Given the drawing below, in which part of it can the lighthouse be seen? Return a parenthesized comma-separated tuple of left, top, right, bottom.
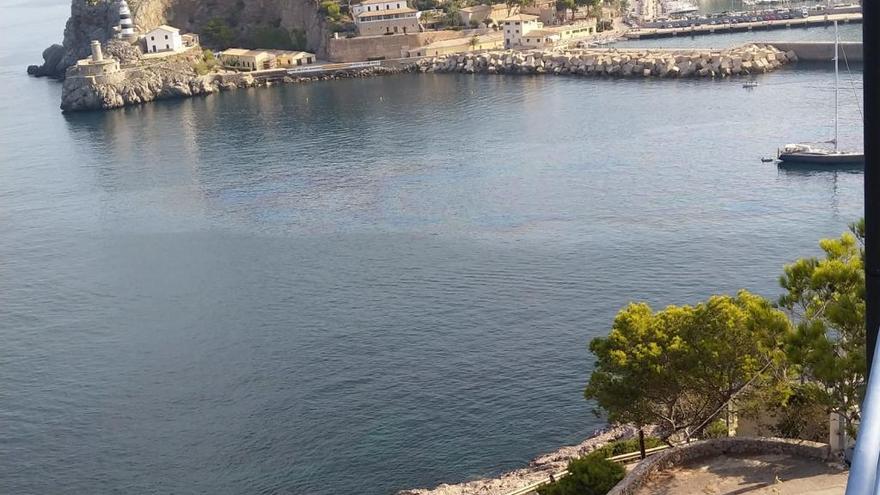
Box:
(118, 0, 136, 41)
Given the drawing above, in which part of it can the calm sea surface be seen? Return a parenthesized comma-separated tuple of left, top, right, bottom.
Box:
(0, 1, 865, 494)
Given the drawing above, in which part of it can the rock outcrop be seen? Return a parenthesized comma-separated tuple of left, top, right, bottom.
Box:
(418, 44, 798, 79)
(60, 54, 413, 112)
(399, 425, 654, 495)
(27, 44, 68, 78)
(32, 0, 329, 79)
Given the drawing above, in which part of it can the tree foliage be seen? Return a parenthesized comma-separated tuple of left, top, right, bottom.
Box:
(577, 0, 601, 16)
(584, 291, 791, 441)
(778, 220, 866, 434)
(556, 0, 576, 20)
(320, 1, 342, 21)
(202, 18, 236, 49)
(536, 453, 625, 495)
(505, 0, 533, 16)
(588, 436, 664, 459)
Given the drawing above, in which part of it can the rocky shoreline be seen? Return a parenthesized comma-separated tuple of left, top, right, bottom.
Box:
(61, 61, 414, 112)
(417, 44, 797, 78)
(398, 425, 648, 495)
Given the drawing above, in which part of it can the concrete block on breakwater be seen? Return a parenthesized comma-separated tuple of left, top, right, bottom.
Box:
(417, 44, 797, 79)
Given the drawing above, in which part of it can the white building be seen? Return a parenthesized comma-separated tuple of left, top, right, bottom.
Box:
(351, 0, 420, 36)
(145, 25, 183, 53)
(351, 0, 409, 17)
(502, 14, 541, 48)
(519, 29, 561, 48)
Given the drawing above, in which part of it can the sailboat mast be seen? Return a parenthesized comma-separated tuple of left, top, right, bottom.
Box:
(834, 20, 839, 151)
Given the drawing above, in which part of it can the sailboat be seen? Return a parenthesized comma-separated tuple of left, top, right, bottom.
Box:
(777, 22, 864, 165)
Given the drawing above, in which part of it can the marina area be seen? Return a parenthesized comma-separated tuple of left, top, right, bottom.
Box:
(626, 11, 861, 39)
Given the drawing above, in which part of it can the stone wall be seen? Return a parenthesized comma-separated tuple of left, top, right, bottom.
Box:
(327, 31, 466, 62)
(769, 42, 862, 63)
(606, 437, 832, 495)
(419, 44, 797, 78)
(60, 62, 415, 112)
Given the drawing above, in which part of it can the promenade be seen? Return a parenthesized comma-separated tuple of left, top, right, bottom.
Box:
(626, 12, 862, 39)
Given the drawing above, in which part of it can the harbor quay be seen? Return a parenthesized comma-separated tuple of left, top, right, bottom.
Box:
(626, 11, 862, 40)
(418, 43, 796, 79)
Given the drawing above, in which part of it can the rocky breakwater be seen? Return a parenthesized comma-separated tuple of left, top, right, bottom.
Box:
(418, 44, 797, 79)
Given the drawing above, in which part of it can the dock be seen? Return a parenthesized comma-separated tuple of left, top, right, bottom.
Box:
(626, 12, 862, 40)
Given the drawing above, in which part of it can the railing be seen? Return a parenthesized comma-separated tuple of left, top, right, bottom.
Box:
(844, 325, 880, 495)
(286, 60, 381, 74)
(502, 444, 671, 495)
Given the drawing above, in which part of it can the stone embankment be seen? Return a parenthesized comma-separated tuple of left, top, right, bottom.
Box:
(399, 425, 653, 495)
(418, 44, 797, 78)
(61, 59, 412, 112)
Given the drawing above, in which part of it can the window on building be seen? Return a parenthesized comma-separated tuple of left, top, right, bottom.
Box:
(151, 36, 155, 40)
(165, 34, 168, 39)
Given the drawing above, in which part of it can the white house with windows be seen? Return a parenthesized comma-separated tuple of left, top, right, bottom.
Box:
(352, 0, 421, 36)
(351, 0, 409, 16)
(145, 25, 183, 53)
(502, 14, 541, 48)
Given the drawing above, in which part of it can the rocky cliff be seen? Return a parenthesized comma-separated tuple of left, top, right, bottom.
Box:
(30, 0, 329, 79)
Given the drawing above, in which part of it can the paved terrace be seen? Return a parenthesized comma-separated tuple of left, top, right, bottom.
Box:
(632, 453, 847, 495)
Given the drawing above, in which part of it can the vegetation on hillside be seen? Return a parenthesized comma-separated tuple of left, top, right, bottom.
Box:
(779, 220, 867, 436)
(585, 291, 792, 443)
(536, 453, 625, 495)
(192, 49, 221, 75)
(202, 18, 236, 49)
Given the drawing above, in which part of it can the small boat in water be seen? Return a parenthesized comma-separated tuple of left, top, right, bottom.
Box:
(777, 22, 864, 166)
(777, 144, 864, 164)
(743, 80, 759, 89)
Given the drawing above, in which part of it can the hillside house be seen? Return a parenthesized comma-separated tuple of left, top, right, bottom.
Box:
(145, 25, 183, 53)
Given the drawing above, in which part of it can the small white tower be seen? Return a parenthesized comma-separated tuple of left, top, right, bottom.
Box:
(118, 0, 136, 41)
(90, 40, 104, 62)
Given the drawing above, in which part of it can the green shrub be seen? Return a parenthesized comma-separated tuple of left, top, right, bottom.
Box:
(202, 18, 236, 49)
(703, 419, 729, 439)
(192, 50, 220, 74)
(588, 436, 664, 459)
(248, 26, 296, 50)
(193, 61, 209, 75)
(536, 453, 625, 495)
(320, 1, 342, 21)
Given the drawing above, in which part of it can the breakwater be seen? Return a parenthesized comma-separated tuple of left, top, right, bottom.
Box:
(417, 44, 796, 78)
(771, 41, 862, 63)
(60, 63, 414, 112)
(626, 12, 861, 40)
